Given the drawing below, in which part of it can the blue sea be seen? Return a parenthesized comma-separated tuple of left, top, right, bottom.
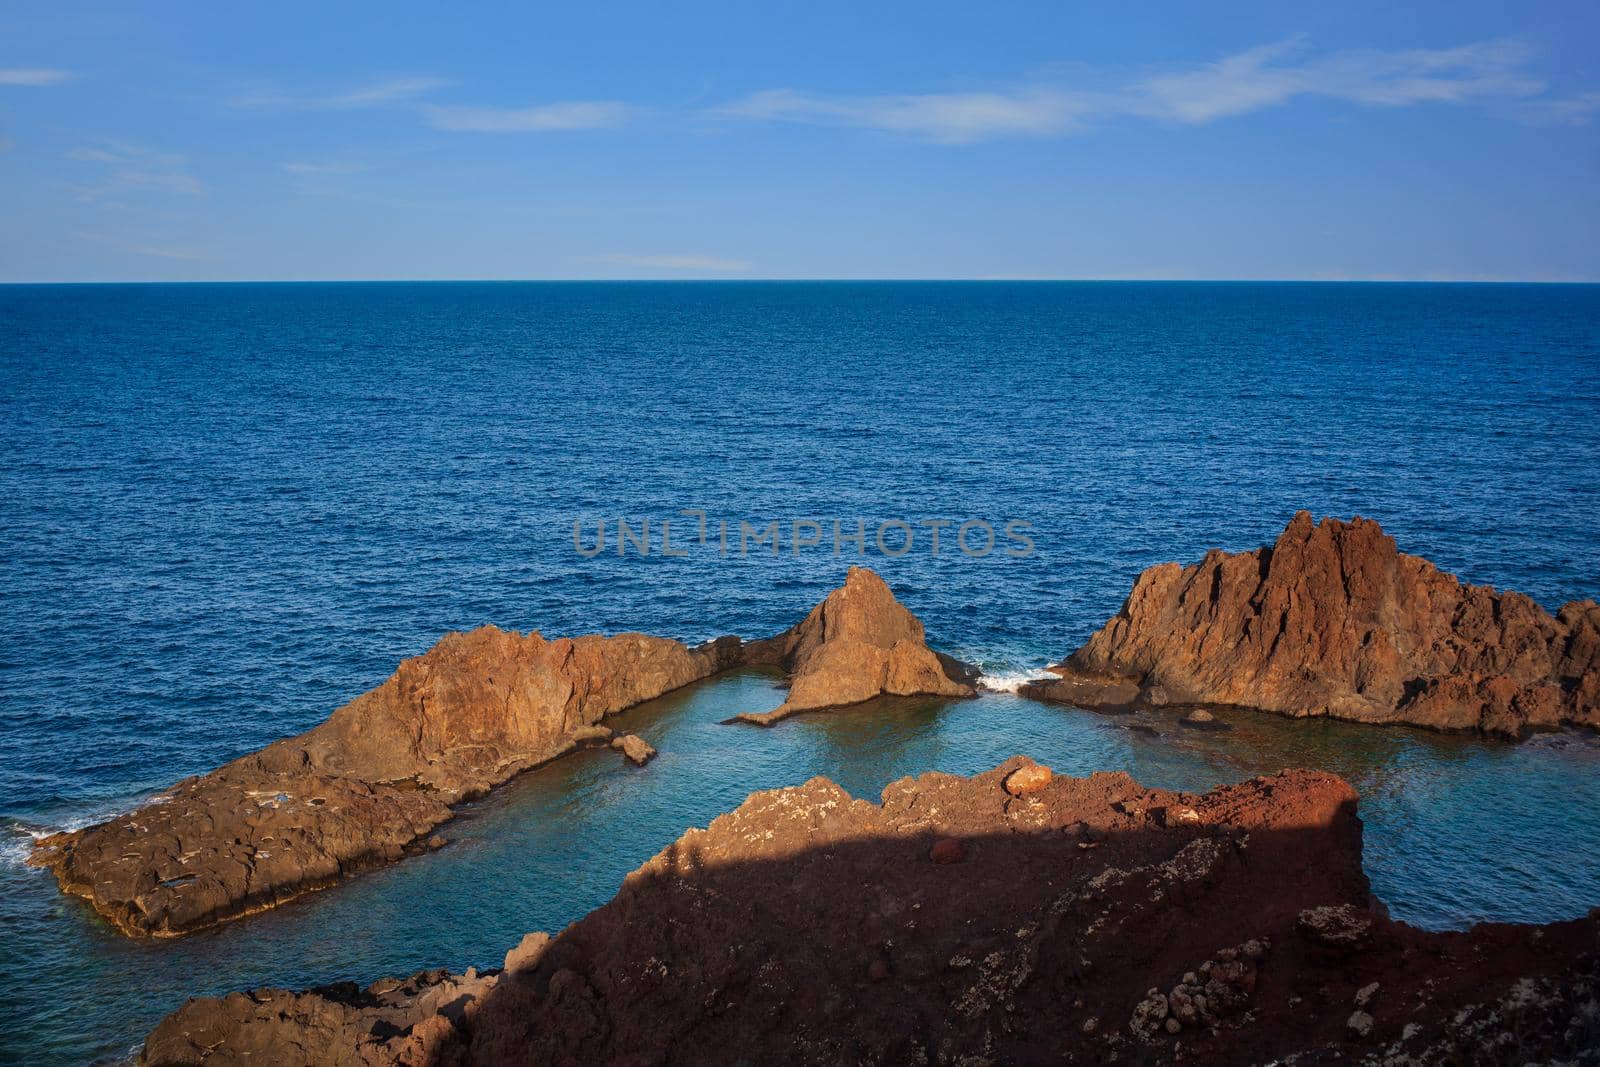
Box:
(2, 281, 1599, 1064)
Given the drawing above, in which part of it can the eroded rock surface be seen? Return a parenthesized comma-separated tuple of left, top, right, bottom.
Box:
(140, 758, 1600, 1066)
(734, 566, 975, 724)
(1025, 511, 1600, 738)
(31, 568, 967, 937)
(29, 627, 740, 936)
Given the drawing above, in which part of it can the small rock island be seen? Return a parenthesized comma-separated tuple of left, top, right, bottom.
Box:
(1024, 511, 1600, 738)
(733, 566, 977, 724)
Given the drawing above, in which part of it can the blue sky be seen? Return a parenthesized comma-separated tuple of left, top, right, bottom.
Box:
(1, 1, 1596, 281)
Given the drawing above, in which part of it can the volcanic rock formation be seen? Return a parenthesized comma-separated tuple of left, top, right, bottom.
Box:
(1023, 511, 1600, 739)
(28, 628, 742, 937)
(139, 758, 1600, 1066)
(30, 568, 970, 936)
(733, 566, 976, 724)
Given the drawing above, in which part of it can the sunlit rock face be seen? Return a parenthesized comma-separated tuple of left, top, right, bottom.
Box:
(1026, 511, 1600, 739)
(735, 566, 976, 725)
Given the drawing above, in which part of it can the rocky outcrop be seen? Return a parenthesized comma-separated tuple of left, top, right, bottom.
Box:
(733, 567, 976, 724)
(1024, 511, 1600, 738)
(610, 734, 656, 765)
(29, 628, 742, 936)
(139, 758, 1600, 1066)
(30, 568, 967, 936)
(142, 969, 497, 1067)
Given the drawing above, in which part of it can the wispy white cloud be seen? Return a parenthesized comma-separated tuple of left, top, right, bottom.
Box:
(1514, 89, 1600, 126)
(0, 68, 73, 86)
(423, 101, 633, 132)
(281, 160, 367, 176)
(231, 77, 447, 111)
(717, 38, 1578, 143)
(597, 253, 751, 272)
(67, 142, 205, 199)
(1133, 38, 1543, 122)
(720, 88, 1092, 142)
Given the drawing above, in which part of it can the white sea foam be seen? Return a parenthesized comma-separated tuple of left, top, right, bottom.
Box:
(976, 669, 1055, 693)
(0, 829, 35, 868)
(1, 796, 161, 870)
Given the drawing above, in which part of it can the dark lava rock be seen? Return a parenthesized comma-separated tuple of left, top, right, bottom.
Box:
(140, 757, 1600, 1066)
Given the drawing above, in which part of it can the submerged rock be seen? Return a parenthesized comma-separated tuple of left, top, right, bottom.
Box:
(1023, 512, 1600, 739)
(140, 758, 1600, 1065)
(733, 567, 976, 724)
(1179, 708, 1231, 731)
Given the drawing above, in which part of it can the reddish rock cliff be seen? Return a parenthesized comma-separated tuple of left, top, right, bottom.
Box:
(140, 759, 1600, 1066)
(1024, 512, 1600, 738)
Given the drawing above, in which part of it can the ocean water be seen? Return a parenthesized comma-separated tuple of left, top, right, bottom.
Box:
(1, 281, 1598, 1064)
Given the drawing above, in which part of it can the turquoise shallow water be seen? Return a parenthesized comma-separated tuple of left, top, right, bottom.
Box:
(1, 281, 1598, 1063)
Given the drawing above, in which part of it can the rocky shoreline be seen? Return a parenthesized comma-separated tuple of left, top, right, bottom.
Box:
(28, 522, 1600, 940)
(28, 567, 969, 937)
(140, 757, 1600, 1066)
(1023, 512, 1600, 739)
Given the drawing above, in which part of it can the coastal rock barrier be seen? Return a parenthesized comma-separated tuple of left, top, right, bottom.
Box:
(1023, 511, 1600, 738)
(139, 758, 1600, 1065)
(29, 567, 970, 937)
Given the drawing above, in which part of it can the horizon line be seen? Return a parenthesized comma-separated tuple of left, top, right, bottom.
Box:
(3, 277, 1598, 286)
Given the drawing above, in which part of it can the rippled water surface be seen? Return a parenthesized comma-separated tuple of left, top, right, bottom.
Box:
(2, 282, 1598, 1064)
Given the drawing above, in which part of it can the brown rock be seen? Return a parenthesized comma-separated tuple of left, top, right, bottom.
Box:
(32, 567, 971, 938)
(610, 734, 656, 766)
(140, 967, 496, 1067)
(145, 758, 1600, 1065)
(1002, 761, 1052, 796)
(1297, 903, 1374, 954)
(734, 567, 976, 725)
(1017, 671, 1141, 710)
(1026, 512, 1600, 738)
(29, 626, 742, 937)
(929, 837, 966, 864)
(503, 931, 551, 976)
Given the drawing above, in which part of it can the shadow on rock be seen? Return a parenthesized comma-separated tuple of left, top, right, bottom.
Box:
(142, 758, 1599, 1066)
